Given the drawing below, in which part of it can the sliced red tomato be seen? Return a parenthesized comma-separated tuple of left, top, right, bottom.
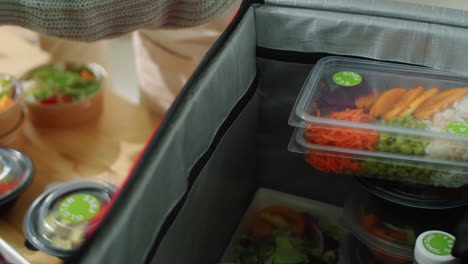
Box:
(40, 96, 73, 105)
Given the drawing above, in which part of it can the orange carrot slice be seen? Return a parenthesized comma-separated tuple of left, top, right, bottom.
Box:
(382, 86, 425, 120)
(414, 87, 468, 120)
(371, 88, 407, 117)
(398, 87, 439, 117)
(414, 90, 467, 120)
(355, 90, 380, 110)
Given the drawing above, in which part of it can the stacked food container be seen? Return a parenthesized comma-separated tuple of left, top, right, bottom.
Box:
(287, 56, 468, 263)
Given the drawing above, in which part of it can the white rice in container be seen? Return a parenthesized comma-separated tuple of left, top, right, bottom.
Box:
(424, 96, 468, 187)
(424, 96, 468, 161)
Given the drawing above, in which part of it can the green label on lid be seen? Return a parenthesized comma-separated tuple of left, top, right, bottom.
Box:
(332, 71, 362, 87)
(58, 193, 101, 223)
(446, 122, 468, 136)
(422, 232, 455, 256)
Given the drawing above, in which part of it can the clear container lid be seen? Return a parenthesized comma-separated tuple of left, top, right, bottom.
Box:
(357, 177, 468, 210)
(0, 148, 34, 205)
(289, 56, 468, 163)
(23, 179, 116, 258)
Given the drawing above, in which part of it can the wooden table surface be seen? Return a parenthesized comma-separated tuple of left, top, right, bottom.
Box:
(0, 89, 160, 263)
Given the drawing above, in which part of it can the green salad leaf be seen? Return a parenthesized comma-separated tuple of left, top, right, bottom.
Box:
(0, 79, 13, 98)
(237, 230, 308, 264)
(27, 66, 100, 102)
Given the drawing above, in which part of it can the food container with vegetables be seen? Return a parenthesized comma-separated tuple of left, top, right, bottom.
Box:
(358, 177, 468, 210)
(0, 148, 34, 211)
(20, 62, 106, 127)
(0, 75, 23, 136)
(288, 56, 468, 187)
(0, 237, 30, 264)
(344, 184, 466, 264)
(220, 188, 345, 264)
(23, 179, 116, 258)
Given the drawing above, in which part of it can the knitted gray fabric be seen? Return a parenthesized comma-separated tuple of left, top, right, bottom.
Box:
(0, 0, 238, 41)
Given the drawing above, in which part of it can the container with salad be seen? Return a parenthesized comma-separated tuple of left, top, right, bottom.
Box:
(221, 189, 345, 264)
(288, 57, 468, 187)
(0, 148, 34, 212)
(0, 75, 23, 137)
(23, 179, 116, 258)
(20, 62, 106, 127)
(344, 184, 466, 264)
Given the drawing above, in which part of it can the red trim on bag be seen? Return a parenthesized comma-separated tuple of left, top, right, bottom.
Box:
(87, 117, 164, 235)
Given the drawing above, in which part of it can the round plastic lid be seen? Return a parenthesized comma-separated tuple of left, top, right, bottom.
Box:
(0, 148, 34, 206)
(415, 231, 458, 264)
(358, 177, 468, 209)
(23, 180, 116, 257)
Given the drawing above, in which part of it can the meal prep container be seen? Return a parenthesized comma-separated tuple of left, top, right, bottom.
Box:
(23, 179, 116, 258)
(0, 75, 23, 136)
(220, 188, 345, 264)
(288, 57, 468, 187)
(20, 62, 106, 127)
(0, 148, 34, 211)
(358, 177, 468, 210)
(344, 185, 466, 264)
(0, 237, 30, 264)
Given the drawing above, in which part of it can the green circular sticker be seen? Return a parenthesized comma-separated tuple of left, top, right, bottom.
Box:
(58, 194, 101, 223)
(332, 71, 362, 87)
(422, 232, 455, 256)
(446, 122, 468, 136)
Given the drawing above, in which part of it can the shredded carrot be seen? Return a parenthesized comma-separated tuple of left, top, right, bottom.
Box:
(305, 109, 378, 173)
(305, 154, 361, 174)
(0, 181, 18, 196)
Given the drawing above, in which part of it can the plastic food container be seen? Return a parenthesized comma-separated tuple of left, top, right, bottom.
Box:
(20, 62, 106, 127)
(339, 234, 383, 264)
(221, 188, 345, 264)
(0, 75, 23, 136)
(23, 179, 116, 258)
(0, 148, 34, 211)
(0, 237, 30, 264)
(358, 177, 468, 210)
(288, 56, 468, 187)
(344, 185, 466, 264)
(0, 112, 25, 149)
